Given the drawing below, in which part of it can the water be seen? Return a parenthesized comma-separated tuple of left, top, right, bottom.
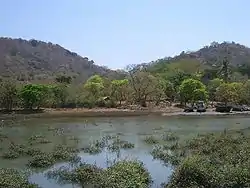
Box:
(1, 115, 250, 187)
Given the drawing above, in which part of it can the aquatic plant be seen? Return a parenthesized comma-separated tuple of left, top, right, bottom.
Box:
(143, 135, 159, 144)
(28, 152, 55, 168)
(0, 168, 39, 188)
(161, 131, 179, 142)
(165, 130, 250, 187)
(24, 147, 43, 156)
(2, 143, 26, 159)
(28, 134, 51, 145)
(2, 150, 20, 159)
(47, 160, 152, 188)
(28, 145, 80, 168)
(82, 145, 102, 154)
(151, 145, 180, 166)
(98, 160, 152, 188)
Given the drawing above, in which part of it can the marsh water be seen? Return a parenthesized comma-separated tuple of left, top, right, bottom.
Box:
(1, 115, 250, 187)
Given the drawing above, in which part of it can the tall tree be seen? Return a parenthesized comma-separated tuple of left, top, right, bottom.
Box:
(179, 78, 208, 105)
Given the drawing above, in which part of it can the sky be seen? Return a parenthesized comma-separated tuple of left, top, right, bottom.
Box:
(1, 1, 250, 70)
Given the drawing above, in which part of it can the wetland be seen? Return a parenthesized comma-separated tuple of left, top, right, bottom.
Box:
(1, 115, 250, 188)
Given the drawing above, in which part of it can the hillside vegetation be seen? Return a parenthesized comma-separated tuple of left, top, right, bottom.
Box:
(0, 37, 125, 83)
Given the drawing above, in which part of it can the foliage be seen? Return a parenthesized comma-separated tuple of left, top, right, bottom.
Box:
(127, 65, 158, 106)
(19, 84, 49, 109)
(0, 168, 39, 188)
(179, 78, 208, 104)
(157, 130, 250, 188)
(55, 75, 72, 84)
(207, 78, 224, 101)
(215, 82, 243, 104)
(47, 160, 152, 188)
(111, 79, 129, 104)
(0, 80, 18, 110)
(84, 75, 104, 102)
(50, 84, 69, 107)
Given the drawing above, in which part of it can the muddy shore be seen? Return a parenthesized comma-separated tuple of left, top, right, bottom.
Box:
(1, 107, 250, 119)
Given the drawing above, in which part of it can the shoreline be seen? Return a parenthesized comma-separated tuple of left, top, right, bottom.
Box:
(1, 108, 250, 119)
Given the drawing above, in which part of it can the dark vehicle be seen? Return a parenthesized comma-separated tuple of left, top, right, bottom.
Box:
(197, 107, 206, 113)
(231, 105, 244, 112)
(184, 106, 194, 112)
(215, 105, 232, 113)
(242, 105, 250, 111)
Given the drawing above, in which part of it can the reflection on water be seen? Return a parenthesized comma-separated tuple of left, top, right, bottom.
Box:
(1, 115, 250, 188)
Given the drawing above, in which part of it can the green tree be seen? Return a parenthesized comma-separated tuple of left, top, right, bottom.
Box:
(50, 84, 69, 107)
(215, 82, 243, 105)
(19, 84, 49, 109)
(241, 80, 250, 104)
(111, 79, 129, 105)
(207, 78, 224, 102)
(84, 75, 104, 101)
(0, 80, 18, 111)
(154, 77, 175, 105)
(179, 78, 208, 105)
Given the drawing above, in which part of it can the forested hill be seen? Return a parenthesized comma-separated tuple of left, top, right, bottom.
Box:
(0, 37, 126, 83)
(148, 42, 250, 77)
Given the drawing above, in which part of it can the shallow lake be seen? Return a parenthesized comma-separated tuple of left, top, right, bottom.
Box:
(1, 115, 250, 188)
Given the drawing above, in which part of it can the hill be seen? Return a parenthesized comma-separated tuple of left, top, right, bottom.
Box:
(148, 41, 250, 77)
(0, 37, 126, 83)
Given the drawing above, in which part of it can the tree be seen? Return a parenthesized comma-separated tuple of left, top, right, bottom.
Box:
(217, 56, 230, 83)
(241, 80, 250, 104)
(0, 80, 18, 111)
(179, 79, 208, 105)
(215, 82, 243, 105)
(126, 65, 158, 107)
(111, 79, 129, 105)
(84, 75, 104, 101)
(154, 77, 175, 105)
(19, 84, 49, 109)
(207, 78, 224, 102)
(55, 75, 72, 84)
(50, 84, 69, 107)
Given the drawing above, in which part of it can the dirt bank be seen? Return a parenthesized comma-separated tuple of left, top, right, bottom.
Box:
(1, 107, 250, 120)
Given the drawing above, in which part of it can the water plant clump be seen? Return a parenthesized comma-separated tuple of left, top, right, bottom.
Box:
(82, 145, 102, 154)
(2, 143, 26, 159)
(47, 160, 152, 188)
(28, 144, 80, 168)
(0, 168, 39, 188)
(164, 130, 250, 188)
(161, 131, 179, 142)
(143, 135, 160, 145)
(27, 152, 55, 168)
(28, 134, 51, 145)
(151, 145, 181, 166)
